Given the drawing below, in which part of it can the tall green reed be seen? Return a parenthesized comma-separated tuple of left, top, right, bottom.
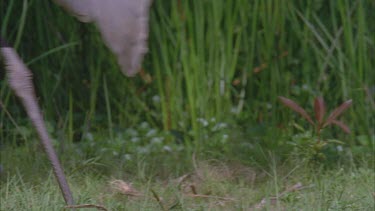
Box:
(1, 0, 373, 150)
(150, 1, 246, 144)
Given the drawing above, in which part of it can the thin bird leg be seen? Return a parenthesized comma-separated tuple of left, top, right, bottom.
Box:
(0, 36, 74, 206)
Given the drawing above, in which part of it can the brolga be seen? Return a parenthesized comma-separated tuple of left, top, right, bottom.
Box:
(0, 0, 152, 207)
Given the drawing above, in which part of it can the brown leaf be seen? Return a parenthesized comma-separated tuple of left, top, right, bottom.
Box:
(314, 97, 325, 125)
(323, 99, 352, 127)
(232, 78, 241, 86)
(253, 63, 267, 74)
(110, 180, 143, 197)
(139, 68, 153, 84)
(331, 120, 351, 134)
(185, 194, 236, 201)
(278, 96, 314, 125)
(151, 189, 167, 211)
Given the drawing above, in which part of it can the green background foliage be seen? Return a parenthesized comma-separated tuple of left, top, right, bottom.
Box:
(1, 0, 374, 159)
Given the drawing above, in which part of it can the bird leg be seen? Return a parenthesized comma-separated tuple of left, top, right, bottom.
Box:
(0, 36, 75, 206)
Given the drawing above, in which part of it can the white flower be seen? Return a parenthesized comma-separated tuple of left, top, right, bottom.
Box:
(85, 132, 94, 141)
(131, 137, 140, 143)
(336, 145, 343, 152)
(221, 134, 229, 144)
(151, 137, 163, 144)
(140, 122, 149, 129)
(146, 129, 157, 137)
(212, 122, 228, 131)
(123, 154, 132, 160)
(137, 146, 149, 154)
(125, 128, 138, 137)
(197, 118, 209, 127)
(152, 95, 161, 103)
(163, 145, 172, 152)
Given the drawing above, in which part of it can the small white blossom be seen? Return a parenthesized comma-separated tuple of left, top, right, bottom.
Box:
(152, 95, 161, 103)
(123, 154, 132, 160)
(336, 145, 343, 152)
(140, 122, 149, 129)
(125, 128, 138, 137)
(137, 146, 149, 154)
(146, 129, 157, 137)
(85, 132, 94, 141)
(131, 137, 140, 143)
(197, 118, 209, 127)
(163, 145, 172, 152)
(212, 122, 228, 131)
(151, 137, 163, 144)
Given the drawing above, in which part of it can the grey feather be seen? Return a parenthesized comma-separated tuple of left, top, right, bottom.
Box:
(53, 0, 152, 76)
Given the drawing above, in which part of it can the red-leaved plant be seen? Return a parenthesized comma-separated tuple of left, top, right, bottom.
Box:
(278, 96, 352, 143)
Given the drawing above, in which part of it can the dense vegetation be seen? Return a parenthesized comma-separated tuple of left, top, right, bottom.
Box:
(1, 0, 374, 210)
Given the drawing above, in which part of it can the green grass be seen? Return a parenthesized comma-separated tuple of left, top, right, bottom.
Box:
(1, 153, 374, 210)
(1, 126, 374, 210)
(1, 0, 374, 210)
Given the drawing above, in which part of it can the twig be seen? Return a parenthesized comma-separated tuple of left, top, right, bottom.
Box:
(176, 173, 191, 185)
(185, 193, 236, 201)
(151, 189, 167, 211)
(190, 184, 198, 195)
(64, 204, 108, 211)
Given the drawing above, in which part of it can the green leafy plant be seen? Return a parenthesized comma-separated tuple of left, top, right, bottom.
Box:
(278, 96, 353, 161)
